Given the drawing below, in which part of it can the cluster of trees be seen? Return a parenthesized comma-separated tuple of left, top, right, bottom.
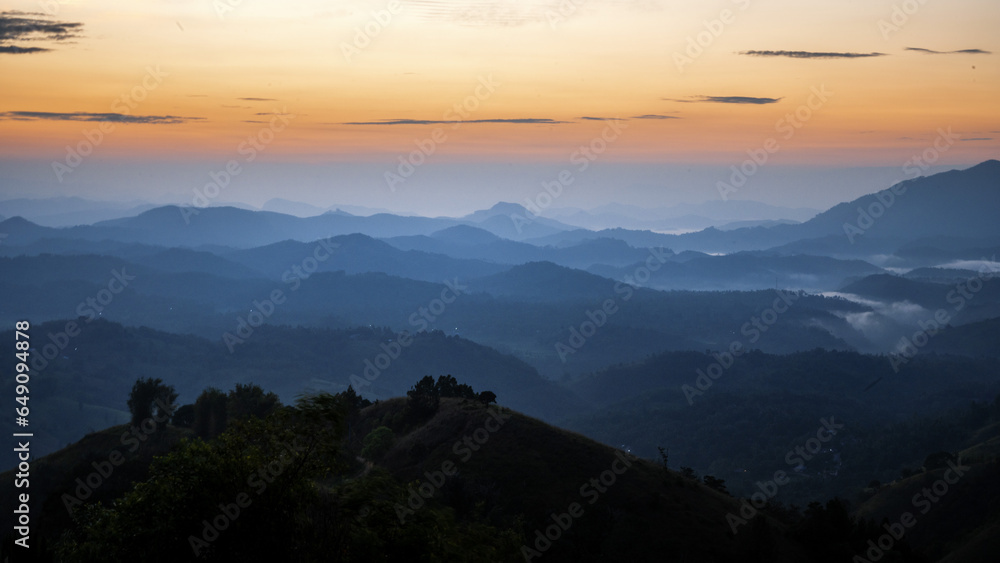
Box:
(405, 375, 497, 419)
(50, 376, 521, 561)
(58, 392, 345, 561)
(180, 383, 281, 438)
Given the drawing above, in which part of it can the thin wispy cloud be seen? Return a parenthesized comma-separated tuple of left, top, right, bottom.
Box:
(739, 50, 886, 59)
(0, 10, 83, 54)
(665, 96, 782, 105)
(905, 47, 991, 55)
(579, 116, 625, 121)
(341, 118, 569, 125)
(238, 97, 278, 102)
(632, 114, 680, 119)
(960, 137, 992, 141)
(0, 111, 203, 124)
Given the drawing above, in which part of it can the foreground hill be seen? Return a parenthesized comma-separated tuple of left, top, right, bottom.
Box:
(852, 410, 1000, 563)
(348, 397, 819, 562)
(0, 393, 915, 562)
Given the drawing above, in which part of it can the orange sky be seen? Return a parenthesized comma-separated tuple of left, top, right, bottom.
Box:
(1, 0, 997, 166)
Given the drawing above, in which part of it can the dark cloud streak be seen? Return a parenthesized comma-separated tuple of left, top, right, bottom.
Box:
(0, 111, 203, 124)
(0, 10, 83, 54)
(664, 96, 782, 105)
(905, 47, 991, 55)
(341, 118, 570, 125)
(0, 44, 47, 53)
(740, 50, 886, 59)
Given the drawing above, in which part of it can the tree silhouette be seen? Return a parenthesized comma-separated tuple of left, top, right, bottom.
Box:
(406, 376, 440, 418)
(339, 385, 373, 412)
(435, 375, 476, 399)
(126, 377, 177, 427)
(227, 382, 280, 422)
(703, 475, 728, 494)
(193, 387, 228, 438)
(171, 404, 194, 428)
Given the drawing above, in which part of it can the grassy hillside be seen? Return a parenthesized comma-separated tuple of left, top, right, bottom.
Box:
(854, 459, 1000, 563)
(0, 388, 920, 562)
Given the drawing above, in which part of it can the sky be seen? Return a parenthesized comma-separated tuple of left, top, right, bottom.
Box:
(0, 0, 997, 216)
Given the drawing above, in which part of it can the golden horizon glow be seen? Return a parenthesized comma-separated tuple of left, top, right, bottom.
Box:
(1, 0, 998, 167)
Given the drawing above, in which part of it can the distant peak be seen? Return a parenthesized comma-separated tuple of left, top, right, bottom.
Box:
(0, 216, 40, 227)
(488, 202, 530, 214)
(462, 202, 533, 222)
(968, 159, 1000, 171)
(324, 208, 355, 217)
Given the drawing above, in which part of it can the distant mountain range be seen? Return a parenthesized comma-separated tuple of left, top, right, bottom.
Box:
(0, 160, 997, 295)
(0, 197, 159, 227)
(2, 160, 996, 259)
(661, 159, 1000, 255)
